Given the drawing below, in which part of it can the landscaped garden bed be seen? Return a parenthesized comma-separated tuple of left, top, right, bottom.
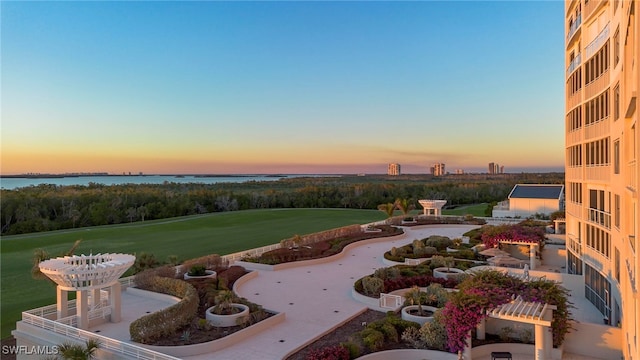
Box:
(130, 254, 274, 346)
(242, 225, 403, 265)
(290, 269, 573, 359)
(383, 234, 481, 263)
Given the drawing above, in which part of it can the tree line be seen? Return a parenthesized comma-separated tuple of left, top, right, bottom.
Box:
(0, 173, 564, 235)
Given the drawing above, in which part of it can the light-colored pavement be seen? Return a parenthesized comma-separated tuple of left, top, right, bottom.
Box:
(87, 223, 606, 359)
(183, 225, 479, 360)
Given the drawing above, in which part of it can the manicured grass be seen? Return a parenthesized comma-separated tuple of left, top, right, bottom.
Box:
(442, 203, 488, 217)
(0, 208, 386, 339)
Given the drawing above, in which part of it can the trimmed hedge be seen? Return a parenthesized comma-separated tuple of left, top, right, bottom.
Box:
(280, 224, 362, 248)
(130, 276, 199, 344)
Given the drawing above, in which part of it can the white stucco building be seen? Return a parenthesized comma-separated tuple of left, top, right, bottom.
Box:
(492, 184, 565, 218)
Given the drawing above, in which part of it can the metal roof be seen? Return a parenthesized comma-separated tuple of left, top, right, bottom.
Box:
(508, 184, 564, 200)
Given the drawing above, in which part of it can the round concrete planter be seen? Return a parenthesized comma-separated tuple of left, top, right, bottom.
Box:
(433, 267, 465, 280)
(184, 270, 217, 280)
(401, 305, 438, 326)
(206, 304, 250, 327)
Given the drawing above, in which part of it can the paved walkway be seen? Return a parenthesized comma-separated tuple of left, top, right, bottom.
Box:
(183, 225, 479, 360)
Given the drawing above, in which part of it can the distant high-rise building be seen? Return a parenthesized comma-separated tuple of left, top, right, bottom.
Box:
(387, 163, 401, 176)
(455, 169, 464, 175)
(488, 162, 504, 174)
(565, 0, 639, 359)
(432, 163, 445, 176)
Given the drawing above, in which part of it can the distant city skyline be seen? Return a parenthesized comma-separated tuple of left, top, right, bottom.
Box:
(1, 1, 565, 175)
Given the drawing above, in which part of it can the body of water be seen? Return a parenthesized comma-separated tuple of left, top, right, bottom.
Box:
(0, 174, 325, 190)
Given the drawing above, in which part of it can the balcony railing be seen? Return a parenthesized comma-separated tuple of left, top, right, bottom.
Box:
(567, 52, 582, 77)
(588, 208, 611, 229)
(586, 23, 610, 58)
(567, 14, 582, 43)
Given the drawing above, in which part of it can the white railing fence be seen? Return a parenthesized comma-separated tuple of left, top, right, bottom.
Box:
(21, 311, 180, 360)
(379, 293, 403, 309)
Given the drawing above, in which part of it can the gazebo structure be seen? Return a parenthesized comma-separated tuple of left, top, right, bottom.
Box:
(39, 253, 135, 330)
(473, 295, 556, 360)
(418, 199, 447, 217)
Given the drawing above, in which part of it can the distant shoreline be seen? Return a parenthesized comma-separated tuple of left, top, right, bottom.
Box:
(0, 173, 299, 179)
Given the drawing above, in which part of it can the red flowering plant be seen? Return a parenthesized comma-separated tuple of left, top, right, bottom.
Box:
(441, 270, 573, 353)
(480, 224, 545, 249)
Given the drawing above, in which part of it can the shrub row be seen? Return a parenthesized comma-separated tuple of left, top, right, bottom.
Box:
(341, 314, 420, 357)
(178, 254, 227, 278)
(280, 224, 362, 248)
(354, 273, 459, 298)
(130, 276, 199, 344)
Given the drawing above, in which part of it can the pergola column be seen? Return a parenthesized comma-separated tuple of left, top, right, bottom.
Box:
(110, 282, 122, 323)
(529, 244, 537, 270)
(463, 330, 472, 360)
(76, 290, 89, 330)
(56, 286, 68, 319)
(534, 323, 547, 360)
(91, 288, 100, 307)
(476, 317, 486, 340)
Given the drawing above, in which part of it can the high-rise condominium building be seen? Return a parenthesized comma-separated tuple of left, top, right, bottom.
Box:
(565, 0, 638, 359)
(387, 163, 401, 176)
(432, 163, 445, 176)
(488, 162, 504, 174)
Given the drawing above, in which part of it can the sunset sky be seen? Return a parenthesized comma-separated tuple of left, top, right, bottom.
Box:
(1, 1, 565, 175)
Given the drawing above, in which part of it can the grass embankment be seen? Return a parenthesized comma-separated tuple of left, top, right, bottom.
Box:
(0, 208, 386, 339)
(442, 203, 488, 217)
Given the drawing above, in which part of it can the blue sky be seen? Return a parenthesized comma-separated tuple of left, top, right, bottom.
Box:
(1, 1, 565, 175)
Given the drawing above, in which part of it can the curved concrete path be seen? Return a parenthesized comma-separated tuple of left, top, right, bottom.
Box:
(183, 224, 478, 360)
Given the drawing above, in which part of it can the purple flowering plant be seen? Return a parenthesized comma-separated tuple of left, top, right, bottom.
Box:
(441, 270, 573, 353)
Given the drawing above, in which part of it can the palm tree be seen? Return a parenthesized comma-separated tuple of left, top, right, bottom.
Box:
(377, 203, 396, 218)
(405, 285, 429, 316)
(32, 240, 81, 280)
(58, 339, 100, 360)
(214, 290, 239, 315)
(395, 198, 415, 216)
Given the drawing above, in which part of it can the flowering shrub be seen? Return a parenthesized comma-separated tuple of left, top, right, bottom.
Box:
(480, 224, 545, 249)
(442, 270, 573, 353)
(305, 345, 350, 360)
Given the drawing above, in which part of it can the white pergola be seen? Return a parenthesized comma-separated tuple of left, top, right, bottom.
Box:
(471, 296, 556, 360)
(497, 239, 541, 270)
(39, 253, 135, 329)
(418, 199, 447, 216)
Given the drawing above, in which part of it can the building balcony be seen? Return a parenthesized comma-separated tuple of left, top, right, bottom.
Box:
(588, 208, 611, 229)
(585, 70, 610, 99)
(567, 89, 583, 109)
(584, 0, 608, 23)
(586, 164, 611, 182)
(567, 128, 583, 144)
(567, 14, 582, 46)
(566, 0, 578, 16)
(627, 160, 637, 192)
(585, 116, 610, 140)
(586, 22, 610, 58)
(566, 166, 583, 181)
(567, 52, 582, 77)
(566, 201, 583, 219)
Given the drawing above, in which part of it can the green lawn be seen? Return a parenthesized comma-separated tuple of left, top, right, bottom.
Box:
(442, 203, 488, 217)
(1, 208, 387, 339)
